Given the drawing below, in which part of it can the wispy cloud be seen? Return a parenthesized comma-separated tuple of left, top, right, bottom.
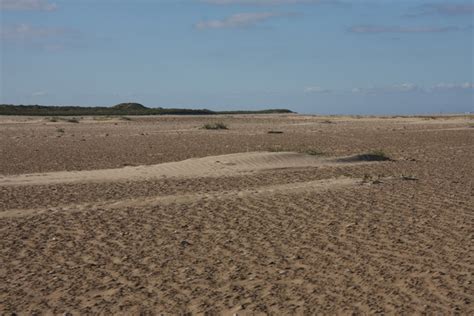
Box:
(408, 3, 474, 17)
(349, 25, 466, 34)
(304, 86, 332, 93)
(0, 0, 57, 11)
(31, 91, 49, 97)
(196, 12, 284, 29)
(391, 83, 420, 92)
(350, 82, 473, 95)
(0, 24, 66, 40)
(1, 24, 81, 51)
(351, 83, 420, 95)
(202, 0, 337, 5)
(431, 82, 474, 90)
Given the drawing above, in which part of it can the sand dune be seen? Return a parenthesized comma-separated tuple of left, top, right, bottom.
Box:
(0, 151, 370, 186)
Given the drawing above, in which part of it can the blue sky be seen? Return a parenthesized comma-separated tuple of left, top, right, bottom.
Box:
(1, 0, 473, 114)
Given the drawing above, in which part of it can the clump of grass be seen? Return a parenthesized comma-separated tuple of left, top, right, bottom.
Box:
(47, 117, 58, 122)
(66, 118, 79, 123)
(339, 149, 391, 162)
(321, 120, 334, 124)
(267, 146, 287, 152)
(268, 130, 284, 134)
(305, 149, 324, 156)
(354, 150, 391, 161)
(120, 116, 132, 121)
(202, 122, 228, 130)
(56, 128, 65, 133)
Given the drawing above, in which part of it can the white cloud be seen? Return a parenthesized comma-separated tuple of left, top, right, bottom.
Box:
(196, 12, 283, 29)
(0, 0, 57, 11)
(349, 25, 463, 34)
(304, 86, 331, 93)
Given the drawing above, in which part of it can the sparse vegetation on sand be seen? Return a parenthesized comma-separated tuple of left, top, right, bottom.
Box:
(202, 122, 228, 130)
(1, 115, 472, 314)
(93, 116, 113, 121)
(46, 117, 79, 123)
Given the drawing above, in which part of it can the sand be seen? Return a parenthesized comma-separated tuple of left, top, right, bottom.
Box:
(0, 114, 473, 314)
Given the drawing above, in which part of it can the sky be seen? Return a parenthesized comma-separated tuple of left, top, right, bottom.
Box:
(0, 0, 473, 114)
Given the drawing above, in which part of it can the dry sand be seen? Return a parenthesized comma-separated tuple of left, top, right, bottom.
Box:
(0, 114, 473, 314)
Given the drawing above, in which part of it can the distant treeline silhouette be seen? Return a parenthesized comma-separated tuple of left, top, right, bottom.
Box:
(0, 103, 293, 116)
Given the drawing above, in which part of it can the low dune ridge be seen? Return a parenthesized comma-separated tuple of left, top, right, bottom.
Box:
(0, 151, 379, 186)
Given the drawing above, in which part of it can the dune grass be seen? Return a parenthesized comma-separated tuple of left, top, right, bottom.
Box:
(202, 122, 228, 130)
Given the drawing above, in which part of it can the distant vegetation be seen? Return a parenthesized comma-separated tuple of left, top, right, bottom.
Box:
(0, 103, 293, 116)
(217, 109, 294, 115)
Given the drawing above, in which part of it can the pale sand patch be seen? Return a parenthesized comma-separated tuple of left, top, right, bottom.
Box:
(0, 151, 372, 186)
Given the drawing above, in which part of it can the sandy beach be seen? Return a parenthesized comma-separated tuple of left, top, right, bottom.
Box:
(1, 114, 473, 314)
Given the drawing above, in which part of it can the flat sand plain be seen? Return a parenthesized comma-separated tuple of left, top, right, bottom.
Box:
(0, 114, 473, 314)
